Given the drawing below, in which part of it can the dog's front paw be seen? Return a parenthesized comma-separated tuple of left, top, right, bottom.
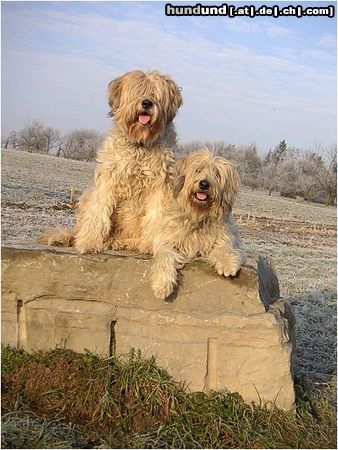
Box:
(150, 251, 182, 300)
(213, 251, 242, 277)
(75, 237, 106, 254)
(151, 278, 175, 300)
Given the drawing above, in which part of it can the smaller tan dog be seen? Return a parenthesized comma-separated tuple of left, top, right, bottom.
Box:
(149, 150, 244, 299)
(112, 150, 245, 300)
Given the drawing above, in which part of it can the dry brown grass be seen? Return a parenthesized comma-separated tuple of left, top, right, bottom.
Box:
(1, 149, 94, 204)
(235, 187, 336, 226)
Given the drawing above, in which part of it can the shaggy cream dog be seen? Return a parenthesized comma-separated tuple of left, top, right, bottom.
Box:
(150, 150, 244, 299)
(108, 150, 245, 299)
(39, 70, 182, 253)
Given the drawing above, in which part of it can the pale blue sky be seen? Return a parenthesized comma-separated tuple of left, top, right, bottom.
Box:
(1, 1, 336, 153)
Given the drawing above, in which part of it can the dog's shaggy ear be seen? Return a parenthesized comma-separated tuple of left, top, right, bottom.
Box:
(173, 174, 185, 198)
(172, 157, 187, 197)
(164, 76, 183, 121)
(216, 158, 240, 207)
(107, 75, 125, 117)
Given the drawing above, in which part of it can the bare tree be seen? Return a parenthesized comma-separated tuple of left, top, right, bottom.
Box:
(17, 120, 60, 154)
(2, 131, 18, 149)
(262, 140, 291, 195)
(17, 120, 45, 153)
(44, 127, 61, 154)
(276, 158, 304, 199)
(263, 144, 336, 205)
(304, 145, 337, 206)
(297, 158, 322, 202)
(62, 129, 104, 161)
(237, 145, 263, 190)
(56, 144, 64, 158)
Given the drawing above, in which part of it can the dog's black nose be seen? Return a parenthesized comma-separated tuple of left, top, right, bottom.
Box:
(142, 99, 153, 109)
(199, 179, 210, 190)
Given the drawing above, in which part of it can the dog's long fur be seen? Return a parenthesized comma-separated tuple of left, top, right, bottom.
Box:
(39, 70, 182, 253)
(107, 150, 245, 299)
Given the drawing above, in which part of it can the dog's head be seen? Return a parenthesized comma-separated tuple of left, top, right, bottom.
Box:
(172, 150, 240, 220)
(108, 70, 182, 145)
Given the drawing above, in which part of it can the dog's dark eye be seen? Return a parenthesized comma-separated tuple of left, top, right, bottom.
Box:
(215, 170, 221, 180)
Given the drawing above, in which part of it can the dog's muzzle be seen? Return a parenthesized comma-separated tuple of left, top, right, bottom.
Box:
(194, 179, 210, 202)
(138, 99, 153, 125)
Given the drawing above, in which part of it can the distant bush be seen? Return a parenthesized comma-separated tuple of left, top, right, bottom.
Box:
(262, 142, 337, 206)
(2, 122, 104, 162)
(16, 120, 61, 155)
(60, 129, 104, 162)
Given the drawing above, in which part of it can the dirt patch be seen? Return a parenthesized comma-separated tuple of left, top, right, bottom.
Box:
(235, 214, 336, 238)
(1, 349, 174, 436)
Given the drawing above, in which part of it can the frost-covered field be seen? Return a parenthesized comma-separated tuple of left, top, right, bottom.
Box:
(1, 149, 337, 382)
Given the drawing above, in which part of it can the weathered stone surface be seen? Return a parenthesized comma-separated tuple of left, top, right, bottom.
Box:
(1, 240, 295, 410)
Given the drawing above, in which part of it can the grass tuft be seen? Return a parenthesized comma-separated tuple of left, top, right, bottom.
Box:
(1, 346, 336, 449)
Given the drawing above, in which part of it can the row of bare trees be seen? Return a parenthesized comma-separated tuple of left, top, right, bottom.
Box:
(261, 141, 337, 206)
(2, 121, 336, 205)
(2, 120, 104, 162)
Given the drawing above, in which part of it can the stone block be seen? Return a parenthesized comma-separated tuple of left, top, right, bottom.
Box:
(1, 240, 295, 410)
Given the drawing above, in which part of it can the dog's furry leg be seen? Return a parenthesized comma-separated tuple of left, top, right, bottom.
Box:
(74, 186, 117, 254)
(38, 227, 75, 247)
(150, 250, 185, 300)
(206, 219, 245, 277)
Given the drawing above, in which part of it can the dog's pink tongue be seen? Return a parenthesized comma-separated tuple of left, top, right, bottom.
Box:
(138, 114, 151, 125)
(196, 192, 207, 201)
